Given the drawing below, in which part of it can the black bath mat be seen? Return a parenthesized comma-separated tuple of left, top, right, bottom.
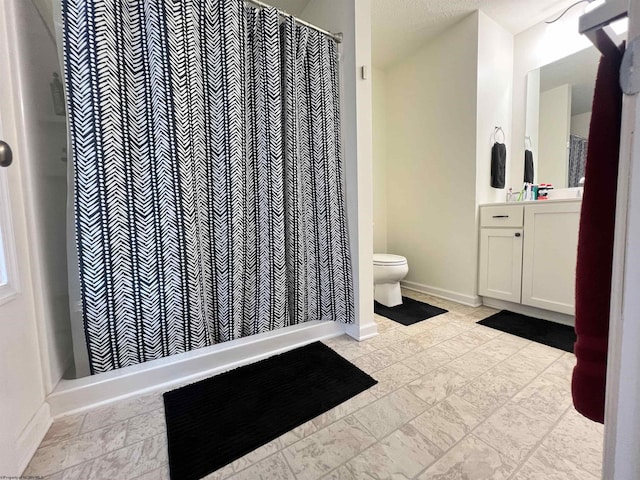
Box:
(477, 310, 576, 352)
(374, 296, 448, 326)
(163, 341, 377, 480)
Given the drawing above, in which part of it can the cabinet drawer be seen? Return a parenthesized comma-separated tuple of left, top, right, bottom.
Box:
(480, 205, 524, 228)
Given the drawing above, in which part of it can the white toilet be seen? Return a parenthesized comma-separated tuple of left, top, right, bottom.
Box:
(373, 253, 409, 307)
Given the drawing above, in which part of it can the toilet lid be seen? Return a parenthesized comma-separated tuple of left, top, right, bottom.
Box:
(373, 253, 407, 266)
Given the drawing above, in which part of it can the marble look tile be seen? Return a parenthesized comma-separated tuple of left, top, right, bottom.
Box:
(417, 435, 516, 480)
(84, 433, 167, 480)
(131, 465, 170, 480)
(80, 392, 164, 433)
(406, 366, 468, 407)
(366, 329, 412, 349)
(283, 416, 375, 480)
(438, 334, 481, 358)
(354, 388, 427, 440)
(473, 404, 555, 463)
(368, 362, 422, 398)
(232, 439, 283, 472)
(327, 340, 377, 361)
(125, 408, 165, 445)
(512, 445, 599, 480)
(311, 391, 377, 430)
(518, 342, 564, 364)
(510, 376, 571, 423)
(352, 347, 406, 374)
(278, 420, 318, 448)
(400, 346, 456, 375)
(338, 423, 442, 479)
(201, 463, 234, 480)
(374, 316, 402, 334)
(473, 337, 526, 361)
(457, 371, 521, 415)
(543, 354, 576, 387)
(386, 337, 425, 359)
(233, 453, 295, 480)
(401, 320, 439, 337)
(41, 414, 85, 448)
(542, 407, 604, 476)
(467, 306, 500, 320)
(458, 327, 501, 344)
(410, 394, 486, 451)
(489, 352, 551, 386)
(445, 351, 500, 380)
(25, 421, 128, 477)
(45, 461, 96, 480)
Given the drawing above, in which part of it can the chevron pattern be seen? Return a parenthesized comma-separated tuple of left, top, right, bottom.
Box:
(62, 0, 352, 374)
(282, 19, 354, 326)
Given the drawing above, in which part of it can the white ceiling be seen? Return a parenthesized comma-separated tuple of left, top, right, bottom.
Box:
(266, 0, 585, 69)
(371, 0, 584, 68)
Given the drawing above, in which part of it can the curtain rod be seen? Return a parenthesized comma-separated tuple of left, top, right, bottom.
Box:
(244, 0, 343, 43)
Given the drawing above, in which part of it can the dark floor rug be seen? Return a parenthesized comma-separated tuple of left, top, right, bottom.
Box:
(163, 341, 377, 480)
(477, 310, 576, 352)
(374, 296, 448, 326)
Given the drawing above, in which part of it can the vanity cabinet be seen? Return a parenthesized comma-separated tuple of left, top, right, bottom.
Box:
(478, 201, 581, 315)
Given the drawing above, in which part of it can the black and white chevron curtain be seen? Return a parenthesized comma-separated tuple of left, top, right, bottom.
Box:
(62, 0, 353, 374)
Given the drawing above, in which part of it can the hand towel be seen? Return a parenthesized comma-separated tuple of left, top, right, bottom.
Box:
(524, 149, 534, 183)
(491, 142, 506, 189)
(571, 43, 624, 424)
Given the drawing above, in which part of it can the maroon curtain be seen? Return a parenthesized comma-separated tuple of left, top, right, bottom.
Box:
(571, 44, 624, 424)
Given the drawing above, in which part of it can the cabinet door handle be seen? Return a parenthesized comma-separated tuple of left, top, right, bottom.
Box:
(515, 232, 521, 237)
(493, 215, 509, 218)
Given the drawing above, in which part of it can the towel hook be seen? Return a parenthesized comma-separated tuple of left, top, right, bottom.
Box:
(493, 126, 505, 144)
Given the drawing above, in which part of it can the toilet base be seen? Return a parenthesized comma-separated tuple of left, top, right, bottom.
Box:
(374, 282, 403, 307)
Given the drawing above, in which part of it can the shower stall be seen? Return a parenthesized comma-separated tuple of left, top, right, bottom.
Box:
(5, 0, 375, 418)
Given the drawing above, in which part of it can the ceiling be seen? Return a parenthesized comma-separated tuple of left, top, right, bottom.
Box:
(265, 0, 585, 69)
(371, 0, 584, 68)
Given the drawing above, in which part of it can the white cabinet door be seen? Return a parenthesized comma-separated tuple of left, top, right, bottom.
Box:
(521, 202, 581, 315)
(478, 228, 523, 303)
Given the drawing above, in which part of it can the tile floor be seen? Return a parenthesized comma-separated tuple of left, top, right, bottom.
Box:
(25, 290, 604, 480)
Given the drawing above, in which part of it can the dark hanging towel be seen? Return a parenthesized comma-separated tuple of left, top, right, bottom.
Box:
(524, 149, 534, 183)
(572, 43, 624, 424)
(491, 142, 506, 188)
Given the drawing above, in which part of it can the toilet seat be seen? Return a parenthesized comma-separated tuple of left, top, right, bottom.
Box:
(373, 253, 407, 266)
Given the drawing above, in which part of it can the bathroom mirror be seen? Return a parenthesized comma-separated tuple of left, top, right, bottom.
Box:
(525, 46, 600, 188)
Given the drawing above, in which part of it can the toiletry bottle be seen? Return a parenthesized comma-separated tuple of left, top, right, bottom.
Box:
(507, 187, 513, 202)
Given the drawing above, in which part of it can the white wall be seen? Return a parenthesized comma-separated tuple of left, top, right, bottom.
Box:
(525, 69, 540, 184)
(571, 111, 592, 138)
(301, 0, 377, 339)
(511, 7, 593, 188)
(476, 11, 514, 206)
(372, 67, 387, 253)
(539, 84, 571, 187)
(385, 13, 479, 302)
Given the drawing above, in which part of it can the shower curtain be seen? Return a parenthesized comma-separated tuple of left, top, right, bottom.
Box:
(568, 134, 588, 187)
(62, 0, 353, 374)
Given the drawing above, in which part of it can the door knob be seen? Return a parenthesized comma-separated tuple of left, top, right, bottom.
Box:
(515, 232, 521, 237)
(0, 141, 13, 167)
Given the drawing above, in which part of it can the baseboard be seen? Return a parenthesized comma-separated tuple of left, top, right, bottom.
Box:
(481, 297, 575, 326)
(345, 318, 378, 341)
(401, 281, 482, 307)
(16, 402, 51, 475)
(48, 321, 346, 418)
